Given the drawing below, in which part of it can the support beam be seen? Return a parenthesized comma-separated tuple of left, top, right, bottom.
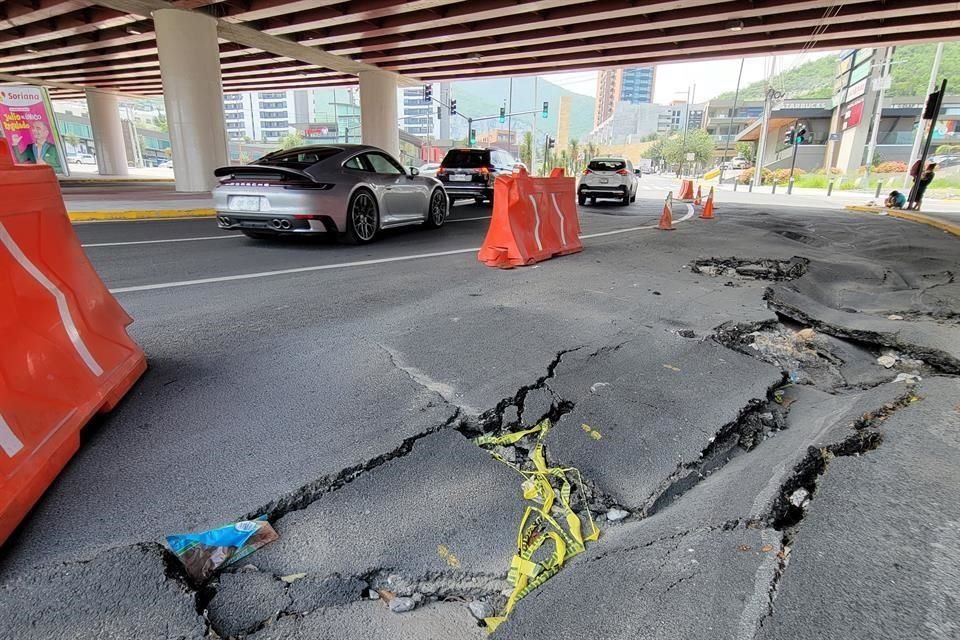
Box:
(85, 89, 129, 176)
(154, 8, 227, 192)
(359, 70, 399, 159)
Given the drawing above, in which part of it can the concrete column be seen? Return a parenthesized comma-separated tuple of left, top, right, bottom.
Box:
(85, 89, 128, 176)
(359, 70, 399, 158)
(154, 9, 228, 192)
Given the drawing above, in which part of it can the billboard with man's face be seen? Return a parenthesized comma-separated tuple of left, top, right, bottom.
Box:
(0, 85, 69, 176)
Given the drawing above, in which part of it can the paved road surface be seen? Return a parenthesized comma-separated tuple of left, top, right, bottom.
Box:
(2, 187, 958, 640)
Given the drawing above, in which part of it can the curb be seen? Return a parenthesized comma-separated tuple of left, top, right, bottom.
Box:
(845, 205, 960, 238)
(68, 208, 216, 222)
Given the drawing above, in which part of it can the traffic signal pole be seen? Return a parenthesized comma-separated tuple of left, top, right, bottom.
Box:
(908, 78, 947, 209)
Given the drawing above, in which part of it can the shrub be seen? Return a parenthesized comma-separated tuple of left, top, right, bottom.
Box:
(874, 161, 907, 173)
(770, 168, 806, 184)
(934, 144, 960, 155)
(813, 166, 844, 175)
(738, 167, 772, 184)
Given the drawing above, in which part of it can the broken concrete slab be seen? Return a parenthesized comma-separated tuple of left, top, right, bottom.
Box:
(492, 526, 782, 639)
(252, 428, 523, 586)
(207, 571, 290, 638)
(757, 377, 960, 640)
(0, 543, 206, 640)
(544, 335, 783, 510)
(286, 574, 368, 614)
(248, 600, 484, 640)
(766, 257, 960, 373)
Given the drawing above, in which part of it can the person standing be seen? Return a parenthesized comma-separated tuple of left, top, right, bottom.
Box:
(911, 162, 937, 210)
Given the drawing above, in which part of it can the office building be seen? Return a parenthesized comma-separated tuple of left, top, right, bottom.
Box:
(594, 67, 656, 127)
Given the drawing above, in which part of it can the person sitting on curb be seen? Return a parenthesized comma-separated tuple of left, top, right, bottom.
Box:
(884, 190, 907, 209)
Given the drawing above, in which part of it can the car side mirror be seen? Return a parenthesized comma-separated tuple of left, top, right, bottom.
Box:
(634, 169, 641, 175)
(408, 167, 420, 177)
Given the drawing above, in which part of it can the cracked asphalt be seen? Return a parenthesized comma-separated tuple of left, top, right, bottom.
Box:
(2, 179, 959, 640)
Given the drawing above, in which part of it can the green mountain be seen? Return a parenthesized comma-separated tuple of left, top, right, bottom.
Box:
(448, 77, 595, 141)
(712, 42, 960, 101)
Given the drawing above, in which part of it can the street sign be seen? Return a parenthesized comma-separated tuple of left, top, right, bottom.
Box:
(685, 152, 695, 161)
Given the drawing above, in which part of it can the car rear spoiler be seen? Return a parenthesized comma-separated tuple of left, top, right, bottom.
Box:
(214, 165, 312, 181)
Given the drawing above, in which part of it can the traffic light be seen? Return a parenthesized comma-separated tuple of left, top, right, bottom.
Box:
(547, 136, 556, 149)
(794, 123, 807, 144)
(783, 127, 795, 146)
(542, 101, 549, 119)
(498, 106, 505, 124)
(450, 99, 457, 116)
(423, 84, 433, 102)
(469, 129, 476, 145)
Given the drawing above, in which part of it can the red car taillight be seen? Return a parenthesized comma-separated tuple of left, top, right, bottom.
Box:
(616, 169, 629, 176)
(582, 169, 592, 175)
(479, 166, 492, 175)
(437, 166, 446, 176)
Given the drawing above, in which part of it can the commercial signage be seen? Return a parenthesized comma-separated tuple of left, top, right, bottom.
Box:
(0, 85, 69, 176)
(843, 99, 865, 130)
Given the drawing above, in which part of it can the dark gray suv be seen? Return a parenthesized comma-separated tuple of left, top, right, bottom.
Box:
(436, 147, 518, 204)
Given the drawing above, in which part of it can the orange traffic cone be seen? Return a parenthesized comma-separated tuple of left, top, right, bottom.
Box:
(694, 185, 702, 206)
(659, 192, 675, 230)
(700, 187, 715, 219)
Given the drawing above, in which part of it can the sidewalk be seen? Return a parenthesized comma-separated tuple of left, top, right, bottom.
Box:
(62, 182, 213, 221)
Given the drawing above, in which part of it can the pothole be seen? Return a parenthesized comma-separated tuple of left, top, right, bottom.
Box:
(691, 256, 810, 281)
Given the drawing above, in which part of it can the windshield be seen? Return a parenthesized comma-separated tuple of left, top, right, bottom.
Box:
(588, 159, 626, 172)
(442, 150, 491, 168)
(254, 147, 340, 170)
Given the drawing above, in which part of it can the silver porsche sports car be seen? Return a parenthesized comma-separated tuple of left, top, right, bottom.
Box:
(214, 144, 448, 243)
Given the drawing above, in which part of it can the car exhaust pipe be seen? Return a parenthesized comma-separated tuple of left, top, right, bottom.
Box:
(271, 219, 283, 229)
(279, 219, 292, 230)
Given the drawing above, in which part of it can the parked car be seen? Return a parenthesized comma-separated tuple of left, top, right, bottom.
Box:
(159, 159, 174, 169)
(436, 147, 518, 204)
(723, 156, 750, 170)
(418, 162, 441, 178)
(578, 157, 640, 205)
(213, 144, 448, 244)
(70, 153, 96, 165)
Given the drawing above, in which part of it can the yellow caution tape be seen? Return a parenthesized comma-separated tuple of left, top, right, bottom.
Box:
(474, 419, 600, 632)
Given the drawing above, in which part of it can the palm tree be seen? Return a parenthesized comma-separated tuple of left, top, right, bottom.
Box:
(568, 138, 580, 174)
(519, 131, 533, 168)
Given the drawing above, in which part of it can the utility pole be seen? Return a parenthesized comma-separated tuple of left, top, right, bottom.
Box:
(531, 77, 538, 175)
(864, 47, 893, 184)
(719, 58, 745, 184)
(753, 58, 778, 189)
(904, 42, 944, 188)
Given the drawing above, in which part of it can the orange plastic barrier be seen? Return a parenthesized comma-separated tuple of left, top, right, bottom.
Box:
(677, 179, 695, 201)
(478, 167, 583, 268)
(658, 191, 675, 230)
(0, 140, 147, 545)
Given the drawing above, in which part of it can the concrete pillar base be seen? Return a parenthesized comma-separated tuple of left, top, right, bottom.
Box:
(85, 89, 128, 177)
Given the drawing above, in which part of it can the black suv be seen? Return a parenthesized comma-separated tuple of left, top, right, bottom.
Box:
(436, 147, 519, 204)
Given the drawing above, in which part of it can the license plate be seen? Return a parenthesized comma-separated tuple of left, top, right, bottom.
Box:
(450, 174, 471, 182)
(229, 195, 261, 211)
(599, 178, 609, 184)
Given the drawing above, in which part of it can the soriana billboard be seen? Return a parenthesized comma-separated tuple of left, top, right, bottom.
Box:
(0, 85, 69, 176)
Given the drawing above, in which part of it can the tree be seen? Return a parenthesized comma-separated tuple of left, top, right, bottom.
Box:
(63, 133, 80, 152)
(153, 115, 168, 133)
(519, 131, 533, 168)
(279, 131, 303, 150)
(662, 129, 715, 172)
(735, 141, 755, 162)
(568, 138, 580, 174)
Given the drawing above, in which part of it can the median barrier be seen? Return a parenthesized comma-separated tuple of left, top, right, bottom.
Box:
(677, 179, 695, 201)
(0, 139, 147, 544)
(478, 167, 583, 268)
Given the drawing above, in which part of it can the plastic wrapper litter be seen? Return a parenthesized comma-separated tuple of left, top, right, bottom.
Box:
(166, 518, 279, 582)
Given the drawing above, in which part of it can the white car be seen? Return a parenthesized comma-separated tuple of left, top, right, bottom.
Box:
(578, 157, 640, 206)
(73, 153, 96, 165)
(417, 162, 440, 178)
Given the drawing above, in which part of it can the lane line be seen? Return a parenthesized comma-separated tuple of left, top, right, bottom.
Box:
(110, 205, 696, 294)
(0, 223, 104, 376)
(82, 235, 243, 248)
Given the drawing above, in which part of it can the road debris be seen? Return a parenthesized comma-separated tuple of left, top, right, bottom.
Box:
(887, 314, 904, 320)
(893, 373, 922, 384)
(468, 600, 496, 621)
(388, 596, 417, 613)
(788, 488, 811, 508)
(691, 256, 810, 281)
(166, 518, 278, 582)
(590, 382, 610, 393)
(605, 508, 630, 522)
(877, 354, 898, 368)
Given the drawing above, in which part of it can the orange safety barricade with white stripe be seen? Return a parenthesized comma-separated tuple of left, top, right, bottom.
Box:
(477, 167, 583, 268)
(0, 139, 147, 545)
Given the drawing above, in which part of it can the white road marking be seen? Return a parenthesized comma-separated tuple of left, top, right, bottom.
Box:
(528, 194, 544, 251)
(111, 204, 696, 294)
(72, 215, 214, 224)
(0, 412, 24, 458)
(0, 223, 104, 376)
(82, 235, 242, 248)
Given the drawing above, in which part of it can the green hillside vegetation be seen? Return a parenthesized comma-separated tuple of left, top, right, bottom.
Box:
(449, 77, 595, 140)
(712, 42, 960, 101)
